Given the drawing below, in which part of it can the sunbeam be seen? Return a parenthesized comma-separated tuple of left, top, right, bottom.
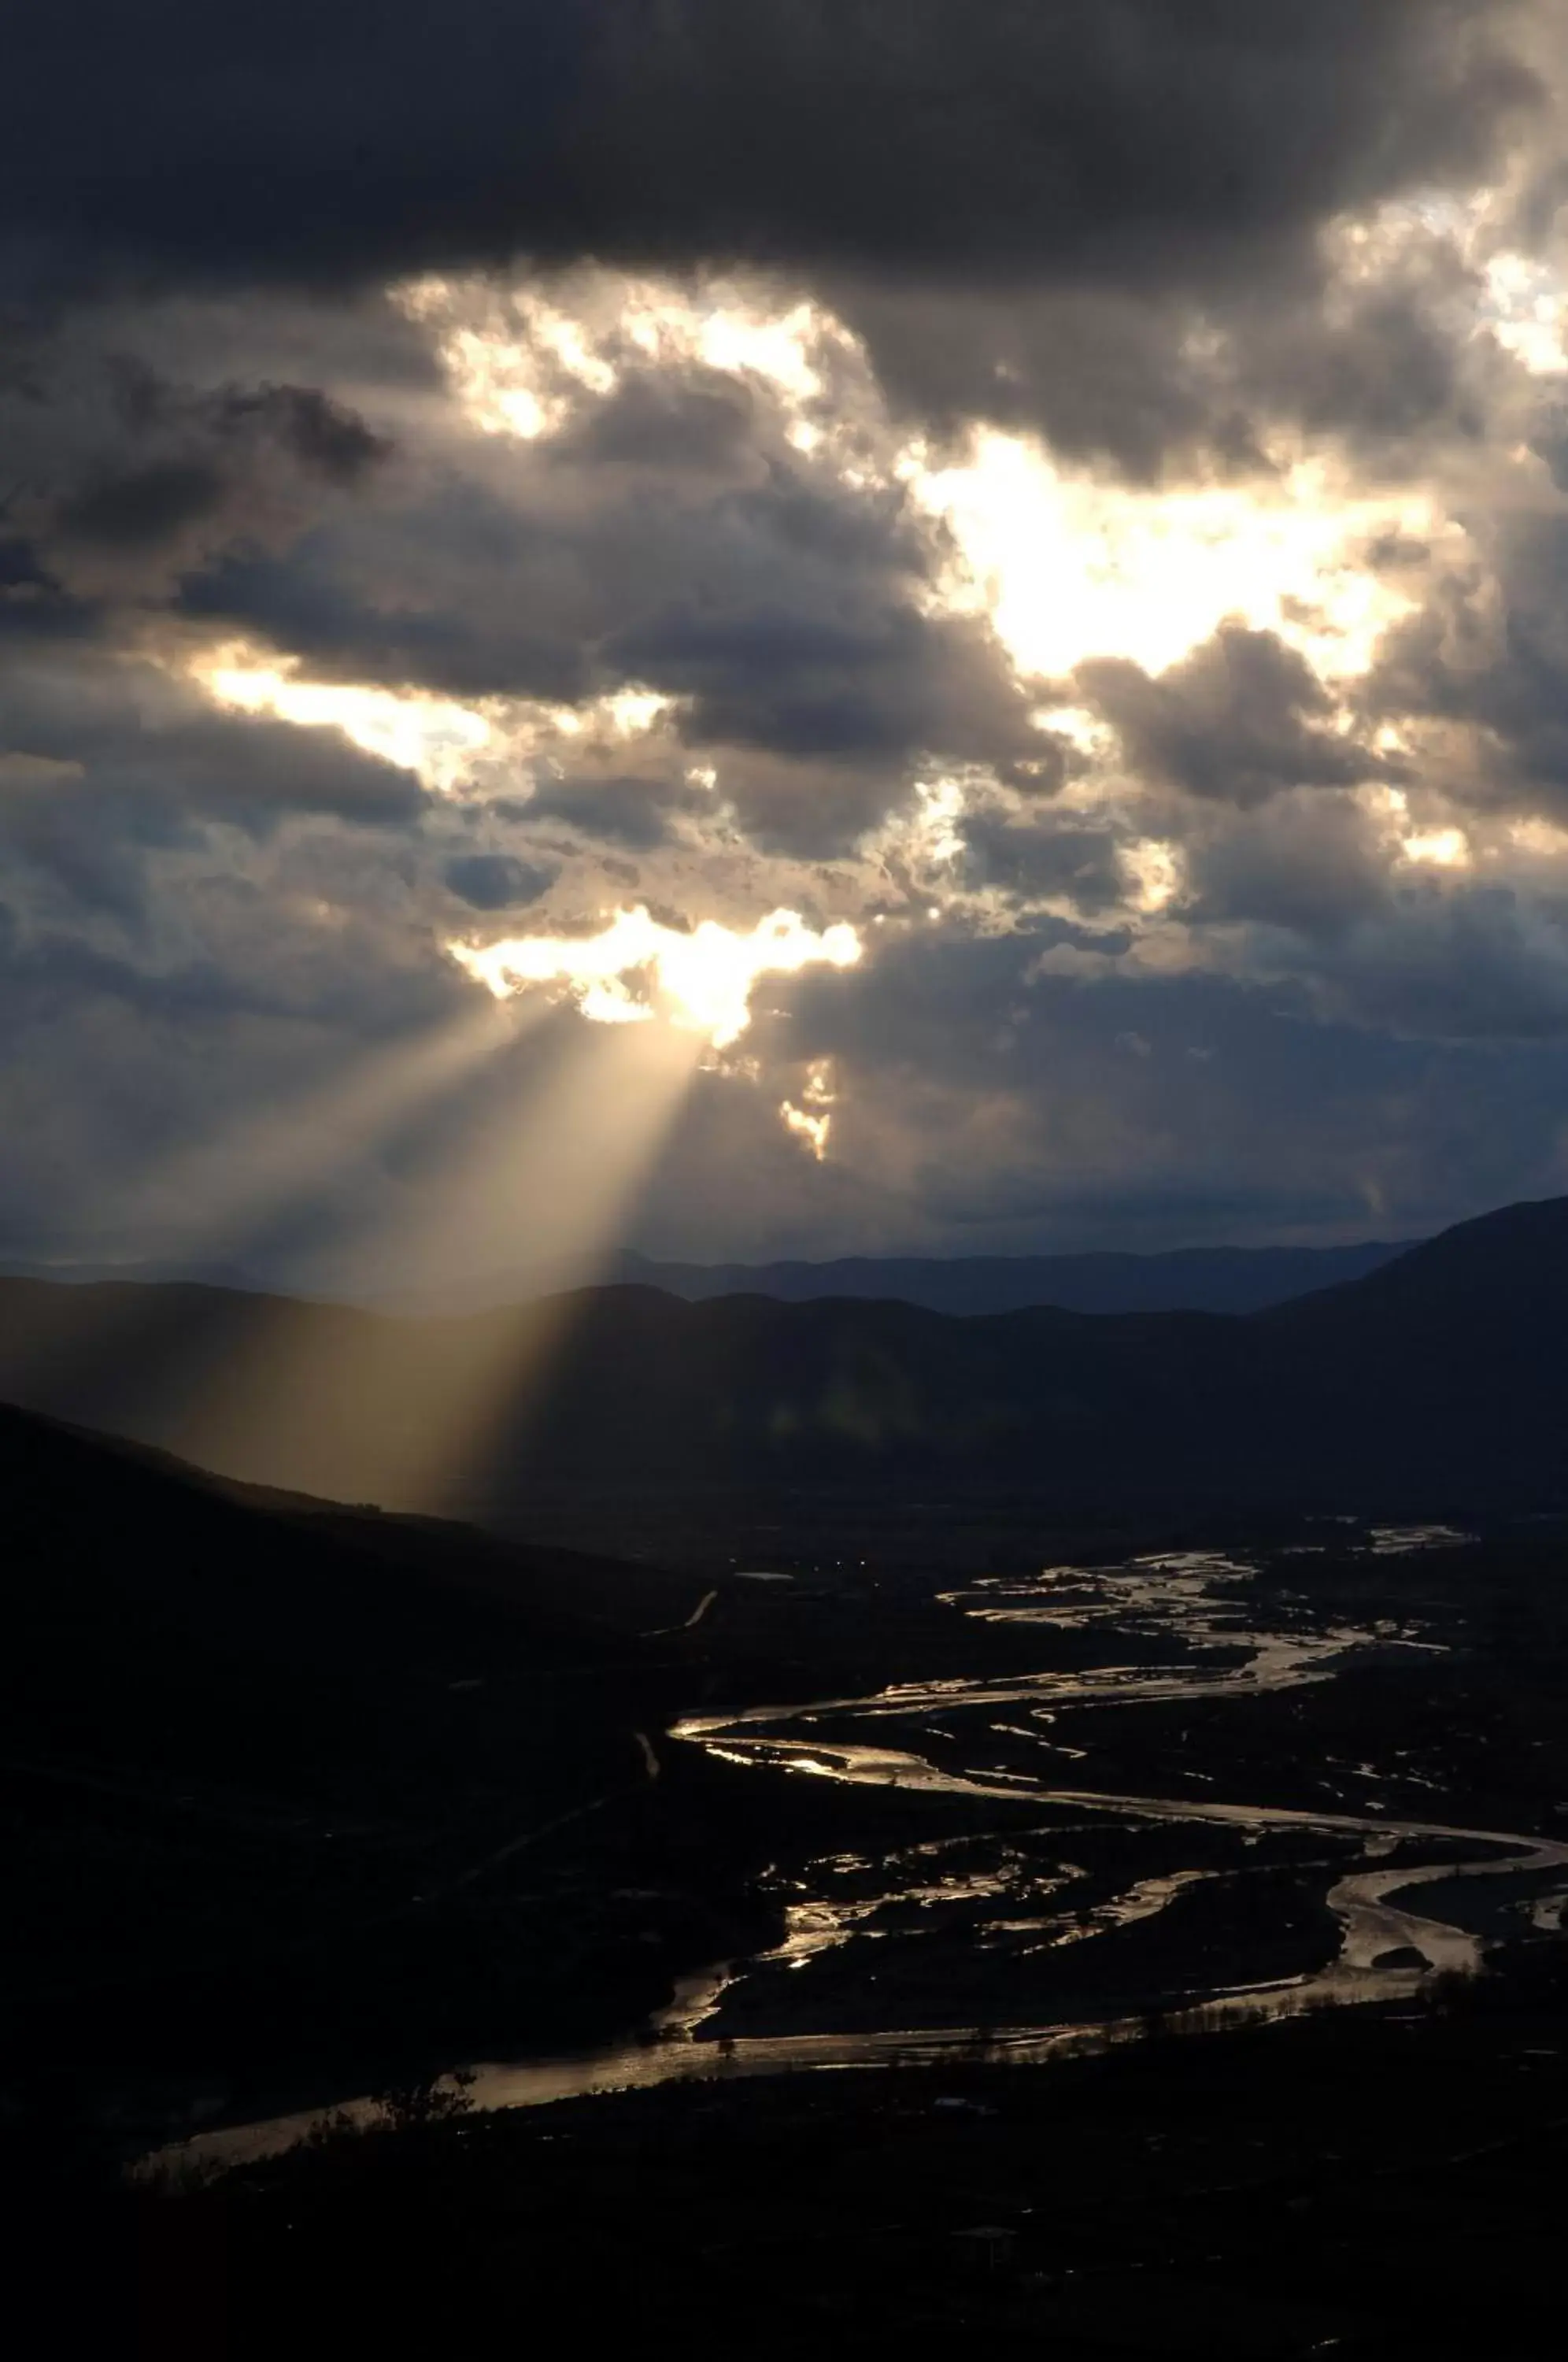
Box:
(170, 1012, 705, 1516)
(120, 1001, 516, 1261)
(0, 1004, 531, 1433)
(386, 1013, 708, 1516)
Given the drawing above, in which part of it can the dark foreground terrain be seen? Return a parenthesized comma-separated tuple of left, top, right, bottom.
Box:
(22, 1953, 1568, 2359)
(6, 1382, 1568, 2357)
(0, 1403, 784, 2120)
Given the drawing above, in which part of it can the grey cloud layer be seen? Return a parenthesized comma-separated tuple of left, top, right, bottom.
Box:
(1081, 628, 1385, 808)
(6, 3, 1529, 291)
(3, 4, 1568, 1271)
(7, 1, 1550, 476)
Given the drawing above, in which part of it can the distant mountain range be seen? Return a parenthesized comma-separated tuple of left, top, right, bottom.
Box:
(0, 1197, 1562, 1520)
(386, 1238, 1415, 1320)
(0, 1236, 1412, 1320)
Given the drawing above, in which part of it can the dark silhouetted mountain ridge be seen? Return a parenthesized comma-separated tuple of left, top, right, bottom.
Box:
(0, 1196, 1562, 1518)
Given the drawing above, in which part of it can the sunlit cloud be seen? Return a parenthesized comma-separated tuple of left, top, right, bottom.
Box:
(1338, 191, 1568, 380)
(404, 266, 1455, 699)
(780, 1101, 831, 1158)
(1122, 839, 1183, 914)
(194, 646, 493, 790)
(780, 1060, 838, 1161)
(1401, 827, 1471, 870)
(1483, 250, 1568, 376)
(582, 688, 673, 738)
(1373, 788, 1473, 873)
(912, 430, 1443, 683)
(1508, 816, 1568, 860)
(908, 778, 967, 868)
(187, 642, 679, 798)
(449, 906, 862, 1049)
(401, 269, 854, 444)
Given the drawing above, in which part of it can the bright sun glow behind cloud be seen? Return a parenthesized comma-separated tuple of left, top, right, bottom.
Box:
(449, 907, 862, 1048)
(915, 430, 1442, 683)
(411, 265, 1450, 692)
(180, 268, 1484, 844)
(197, 650, 494, 789)
(190, 646, 675, 796)
(399, 270, 845, 442)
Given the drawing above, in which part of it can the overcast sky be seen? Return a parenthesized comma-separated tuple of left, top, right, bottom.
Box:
(6, 3, 1568, 1286)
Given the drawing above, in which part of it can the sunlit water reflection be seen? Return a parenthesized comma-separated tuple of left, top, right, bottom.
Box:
(156, 1538, 1568, 2178)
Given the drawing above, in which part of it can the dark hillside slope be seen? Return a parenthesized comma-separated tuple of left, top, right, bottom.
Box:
(1253, 1195, 1568, 1496)
(469, 1286, 1268, 1494)
(0, 1406, 764, 2090)
(0, 1274, 1269, 1502)
(0, 1402, 638, 1795)
(1264, 1193, 1568, 1339)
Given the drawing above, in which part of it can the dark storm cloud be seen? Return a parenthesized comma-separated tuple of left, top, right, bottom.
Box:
(1179, 791, 1394, 940)
(0, 650, 423, 839)
(50, 369, 389, 514)
(178, 545, 590, 705)
(549, 368, 758, 473)
(1368, 516, 1568, 816)
(169, 448, 1042, 851)
(4, 4, 1529, 294)
(777, 924, 1568, 1250)
(1296, 884, 1568, 1044)
(1082, 626, 1384, 808)
(1240, 271, 1500, 453)
(957, 808, 1126, 913)
(841, 211, 1515, 476)
(612, 601, 1039, 776)
(0, 537, 98, 644)
(179, 465, 921, 720)
(56, 458, 225, 550)
(4, 352, 394, 616)
(6, 2, 1541, 480)
(442, 853, 558, 912)
(523, 772, 708, 852)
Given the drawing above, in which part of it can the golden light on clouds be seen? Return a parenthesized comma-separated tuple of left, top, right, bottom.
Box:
(1122, 839, 1183, 914)
(1401, 827, 1471, 869)
(914, 429, 1442, 684)
(400, 269, 846, 443)
(191, 645, 676, 797)
(1484, 250, 1568, 375)
(1375, 790, 1473, 873)
(406, 265, 1454, 697)
(449, 906, 862, 1048)
(780, 1060, 838, 1161)
(197, 648, 493, 789)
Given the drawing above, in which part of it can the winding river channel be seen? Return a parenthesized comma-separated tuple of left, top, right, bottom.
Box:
(161, 1539, 1568, 2175)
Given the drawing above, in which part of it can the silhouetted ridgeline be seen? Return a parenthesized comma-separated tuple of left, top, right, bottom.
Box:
(0, 1197, 1562, 1518)
(0, 1400, 650, 1784)
(0, 1235, 1411, 1316)
(393, 1235, 1413, 1318)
